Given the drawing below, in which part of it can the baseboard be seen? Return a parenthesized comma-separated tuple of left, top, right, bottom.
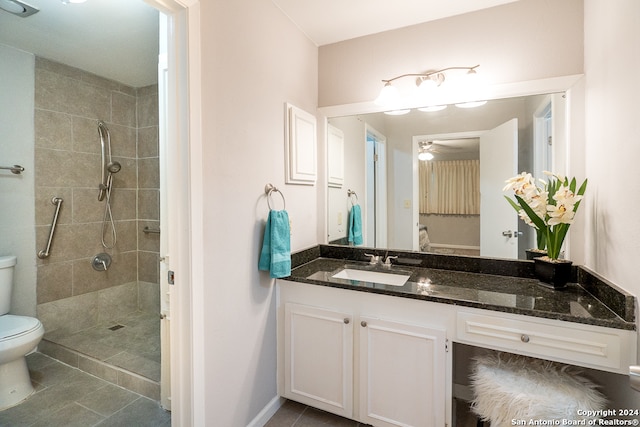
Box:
(246, 395, 285, 427)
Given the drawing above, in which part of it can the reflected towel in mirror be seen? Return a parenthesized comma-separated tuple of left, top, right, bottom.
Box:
(348, 204, 363, 245)
(259, 210, 291, 278)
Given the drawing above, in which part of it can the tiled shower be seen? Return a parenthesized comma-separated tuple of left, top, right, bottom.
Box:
(31, 57, 162, 399)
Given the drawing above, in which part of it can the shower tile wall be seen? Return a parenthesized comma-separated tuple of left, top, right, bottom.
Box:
(136, 85, 160, 313)
(34, 58, 159, 335)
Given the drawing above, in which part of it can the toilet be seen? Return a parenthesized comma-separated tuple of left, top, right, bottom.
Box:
(0, 255, 44, 410)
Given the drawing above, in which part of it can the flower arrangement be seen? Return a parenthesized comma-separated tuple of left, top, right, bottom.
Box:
(503, 171, 587, 261)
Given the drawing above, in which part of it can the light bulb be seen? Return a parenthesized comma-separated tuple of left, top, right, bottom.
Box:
(418, 152, 434, 161)
(375, 82, 400, 108)
(455, 100, 487, 109)
(384, 109, 410, 116)
(418, 105, 447, 112)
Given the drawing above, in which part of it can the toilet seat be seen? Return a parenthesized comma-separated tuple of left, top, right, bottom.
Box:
(0, 315, 42, 342)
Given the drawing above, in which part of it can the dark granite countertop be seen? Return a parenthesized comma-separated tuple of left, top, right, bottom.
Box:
(284, 248, 636, 331)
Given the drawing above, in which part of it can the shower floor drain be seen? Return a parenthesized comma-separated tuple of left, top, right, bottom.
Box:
(108, 324, 125, 331)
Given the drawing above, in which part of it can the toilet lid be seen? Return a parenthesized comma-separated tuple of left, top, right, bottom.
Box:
(0, 315, 42, 341)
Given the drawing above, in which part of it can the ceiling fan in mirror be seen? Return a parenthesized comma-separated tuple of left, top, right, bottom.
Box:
(418, 140, 460, 161)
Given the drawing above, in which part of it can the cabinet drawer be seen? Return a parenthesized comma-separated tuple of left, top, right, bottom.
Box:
(456, 311, 624, 371)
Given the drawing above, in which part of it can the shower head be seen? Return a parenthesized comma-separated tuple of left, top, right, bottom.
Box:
(106, 161, 121, 174)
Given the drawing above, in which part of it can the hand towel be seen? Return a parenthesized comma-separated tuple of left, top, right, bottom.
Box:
(258, 210, 291, 278)
(348, 204, 363, 246)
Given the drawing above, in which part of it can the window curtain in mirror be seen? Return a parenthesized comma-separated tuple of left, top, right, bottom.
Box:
(419, 160, 480, 215)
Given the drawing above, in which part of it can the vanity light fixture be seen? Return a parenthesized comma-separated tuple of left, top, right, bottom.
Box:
(418, 105, 447, 112)
(0, 0, 39, 17)
(384, 109, 411, 116)
(455, 100, 487, 108)
(375, 65, 481, 108)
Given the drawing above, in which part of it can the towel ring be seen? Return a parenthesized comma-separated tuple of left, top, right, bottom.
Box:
(348, 189, 358, 206)
(265, 183, 286, 210)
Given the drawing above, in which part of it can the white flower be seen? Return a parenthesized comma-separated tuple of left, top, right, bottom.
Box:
(526, 191, 548, 219)
(547, 203, 576, 225)
(518, 209, 535, 227)
(504, 170, 587, 260)
(543, 170, 566, 182)
(553, 185, 583, 206)
(503, 172, 536, 195)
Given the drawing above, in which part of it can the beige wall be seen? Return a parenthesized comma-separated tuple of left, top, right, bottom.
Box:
(34, 58, 159, 334)
(318, 0, 584, 108)
(582, 0, 640, 302)
(198, 0, 318, 424)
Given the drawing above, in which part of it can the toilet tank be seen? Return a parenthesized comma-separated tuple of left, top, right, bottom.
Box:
(0, 256, 17, 315)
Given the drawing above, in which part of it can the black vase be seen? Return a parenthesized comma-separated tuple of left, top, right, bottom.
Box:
(534, 257, 572, 289)
(525, 249, 547, 260)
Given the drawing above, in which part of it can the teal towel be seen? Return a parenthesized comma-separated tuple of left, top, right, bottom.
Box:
(258, 210, 291, 278)
(348, 204, 363, 246)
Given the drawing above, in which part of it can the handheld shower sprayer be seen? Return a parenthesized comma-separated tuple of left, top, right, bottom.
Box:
(97, 120, 120, 249)
(97, 121, 121, 201)
(107, 161, 122, 174)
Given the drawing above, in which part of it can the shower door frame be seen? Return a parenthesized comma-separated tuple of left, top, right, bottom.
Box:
(146, 0, 204, 425)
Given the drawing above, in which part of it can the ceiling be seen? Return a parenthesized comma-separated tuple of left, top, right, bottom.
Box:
(0, 0, 518, 88)
(272, 0, 518, 46)
(0, 0, 159, 88)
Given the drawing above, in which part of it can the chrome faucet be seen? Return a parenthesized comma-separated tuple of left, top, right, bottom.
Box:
(383, 255, 398, 268)
(364, 252, 398, 268)
(364, 253, 380, 265)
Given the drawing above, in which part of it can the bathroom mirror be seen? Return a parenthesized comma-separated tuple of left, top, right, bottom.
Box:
(325, 91, 569, 260)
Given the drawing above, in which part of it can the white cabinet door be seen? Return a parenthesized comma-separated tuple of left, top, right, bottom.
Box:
(283, 303, 353, 418)
(327, 124, 344, 188)
(359, 316, 446, 427)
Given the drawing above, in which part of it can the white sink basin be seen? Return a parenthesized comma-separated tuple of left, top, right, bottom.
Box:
(332, 268, 411, 286)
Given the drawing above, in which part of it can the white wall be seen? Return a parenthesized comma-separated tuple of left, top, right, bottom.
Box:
(583, 1, 640, 301)
(198, 1, 318, 425)
(0, 44, 36, 316)
(327, 116, 367, 244)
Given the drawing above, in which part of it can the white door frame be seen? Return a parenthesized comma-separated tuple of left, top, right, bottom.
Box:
(411, 131, 485, 252)
(145, 0, 203, 425)
(365, 124, 388, 248)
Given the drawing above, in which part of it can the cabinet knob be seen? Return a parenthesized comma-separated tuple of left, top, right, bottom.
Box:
(343, 318, 350, 324)
(361, 321, 367, 327)
(521, 334, 530, 343)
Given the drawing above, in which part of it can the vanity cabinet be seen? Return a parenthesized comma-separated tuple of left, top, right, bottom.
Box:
(278, 277, 637, 426)
(358, 316, 446, 427)
(283, 303, 353, 417)
(456, 309, 633, 374)
(278, 280, 452, 426)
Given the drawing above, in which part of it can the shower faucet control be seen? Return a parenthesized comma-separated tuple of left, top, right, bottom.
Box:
(92, 253, 112, 272)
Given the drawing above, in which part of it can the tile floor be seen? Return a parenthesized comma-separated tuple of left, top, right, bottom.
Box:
(265, 399, 478, 426)
(43, 311, 161, 382)
(0, 352, 170, 427)
(2, 353, 476, 427)
(39, 311, 161, 400)
(265, 400, 370, 427)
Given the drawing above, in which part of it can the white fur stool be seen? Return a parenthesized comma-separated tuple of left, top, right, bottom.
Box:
(470, 353, 606, 427)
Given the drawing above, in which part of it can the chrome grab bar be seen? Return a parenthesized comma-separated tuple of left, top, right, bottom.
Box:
(38, 197, 63, 259)
(0, 164, 24, 174)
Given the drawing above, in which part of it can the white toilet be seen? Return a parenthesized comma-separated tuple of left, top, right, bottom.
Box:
(0, 255, 44, 410)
